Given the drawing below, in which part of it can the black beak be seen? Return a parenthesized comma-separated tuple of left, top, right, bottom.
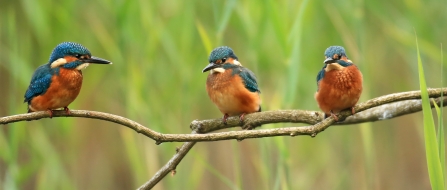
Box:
(324, 57, 336, 64)
(202, 62, 220, 73)
(83, 56, 112, 64)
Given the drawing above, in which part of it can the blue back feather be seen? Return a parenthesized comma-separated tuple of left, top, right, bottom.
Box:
(316, 65, 326, 91)
(223, 63, 260, 93)
(24, 64, 58, 103)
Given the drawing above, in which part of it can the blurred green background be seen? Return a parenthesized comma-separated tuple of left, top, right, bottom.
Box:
(1, 0, 446, 189)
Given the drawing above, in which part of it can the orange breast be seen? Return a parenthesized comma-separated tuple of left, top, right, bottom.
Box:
(315, 65, 363, 114)
(29, 68, 83, 111)
(206, 70, 261, 116)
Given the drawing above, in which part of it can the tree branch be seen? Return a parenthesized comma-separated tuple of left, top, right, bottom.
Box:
(1, 88, 445, 190)
(190, 88, 447, 133)
(1, 88, 446, 143)
(0, 109, 162, 140)
(137, 89, 446, 190)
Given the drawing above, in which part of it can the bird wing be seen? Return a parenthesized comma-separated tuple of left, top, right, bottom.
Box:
(24, 65, 53, 103)
(316, 65, 326, 91)
(237, 67, 260, 93)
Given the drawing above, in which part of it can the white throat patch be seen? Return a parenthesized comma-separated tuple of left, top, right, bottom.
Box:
(233, 60, 242, 66)
(50, 58, 67, 68)
(325, 63, 344, 72)
(210, 67, 225, 74)
(76, 63, 90, 70)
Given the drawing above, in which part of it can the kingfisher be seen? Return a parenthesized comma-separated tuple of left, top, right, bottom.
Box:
(202, 46, 261, 125)
(315, 46, 363, 121)
(24, 42, 111, 117)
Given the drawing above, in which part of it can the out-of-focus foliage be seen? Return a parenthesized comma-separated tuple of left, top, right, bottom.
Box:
(417, 38, 445, 190)
(0, 0, 446, 189)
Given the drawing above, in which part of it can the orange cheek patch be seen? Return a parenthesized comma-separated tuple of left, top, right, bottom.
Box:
(81, 55, 90, 59)
(64, 56, 78, 63)
(341, 56, 349, 62)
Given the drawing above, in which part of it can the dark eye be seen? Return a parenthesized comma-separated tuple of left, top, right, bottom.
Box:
(75, 54, 82, 59)
(221, 58, 227, 63)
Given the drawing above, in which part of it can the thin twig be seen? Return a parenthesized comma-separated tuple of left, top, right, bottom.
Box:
(137, 132, 197, 190)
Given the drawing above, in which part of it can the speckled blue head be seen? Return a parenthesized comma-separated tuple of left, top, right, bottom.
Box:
(47, 42, 111, 69)
(208, 46, 238, 63)
(324, 46, 348, 64)
(49, 42, 91, 63)
(203, 46, 240, 73)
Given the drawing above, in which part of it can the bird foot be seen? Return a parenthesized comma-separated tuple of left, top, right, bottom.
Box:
(351, 107, 356, 115)
(239, 113, 246, 124)
(64, 107, 71, 115)
(46, 109, 54, 118)
(222, 114, 229, 124)
(330, 110, 339, 121)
